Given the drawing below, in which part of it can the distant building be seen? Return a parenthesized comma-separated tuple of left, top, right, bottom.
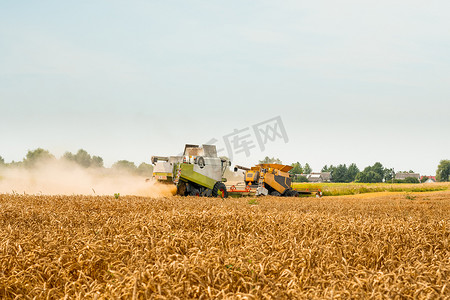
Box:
(395, 172, 420, 180)
(297, 172, 331, 183)
(319, 172, 332, 182)
(420, 176, 436, 183)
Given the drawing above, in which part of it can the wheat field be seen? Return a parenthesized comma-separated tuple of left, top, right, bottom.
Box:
(292, 182, 450, 196)
(0, 191, 449, 299)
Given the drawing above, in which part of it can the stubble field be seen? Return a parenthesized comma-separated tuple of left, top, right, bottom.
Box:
(0, 191, 449, 299)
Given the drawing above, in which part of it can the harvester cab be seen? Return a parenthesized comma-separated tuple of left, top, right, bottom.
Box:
(151, 155, 182, 184)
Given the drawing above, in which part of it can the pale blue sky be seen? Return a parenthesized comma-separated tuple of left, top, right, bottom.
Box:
(1, 1, 449, 175)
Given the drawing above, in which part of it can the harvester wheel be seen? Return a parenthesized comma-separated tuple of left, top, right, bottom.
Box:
(284, 189, 296, 197)
(189, 189, 200, 197)
(202, 189, 212, 197)
(290, 190, 299, 197)
(177, 182, 187, 196)
(212, 182, 228, 198)
(270, 191, 281, 197)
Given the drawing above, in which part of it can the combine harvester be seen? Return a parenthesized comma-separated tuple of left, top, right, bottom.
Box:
(152, 144, 230, 197)
(151, 144, 319, 198)
(231, 164, 299, 197)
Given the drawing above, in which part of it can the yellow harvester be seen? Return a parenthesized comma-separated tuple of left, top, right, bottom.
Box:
(235, 164, 299, 197)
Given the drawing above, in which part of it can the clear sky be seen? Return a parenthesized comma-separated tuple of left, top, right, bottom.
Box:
(1, 1, 449, 175)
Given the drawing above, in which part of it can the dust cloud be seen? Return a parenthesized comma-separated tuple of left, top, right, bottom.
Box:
(223, 167, 246, 186)
(0, 161, 176, 197)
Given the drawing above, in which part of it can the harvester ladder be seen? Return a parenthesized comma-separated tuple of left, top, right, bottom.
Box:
(174, 166, 182, 184)
(258, 170, 265, 189)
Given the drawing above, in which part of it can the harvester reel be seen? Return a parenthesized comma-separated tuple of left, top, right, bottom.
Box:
(176, 182, 187, 196)
(202, 189, 212, 197)
(281, 189, 299, 197)
(290, 190, 300, 197)
(189, 188, 200, 197)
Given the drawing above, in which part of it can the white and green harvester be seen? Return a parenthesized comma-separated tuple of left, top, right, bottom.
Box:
(151, 144, 231, 197)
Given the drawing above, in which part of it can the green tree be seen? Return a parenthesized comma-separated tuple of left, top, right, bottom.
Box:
(355, 169, 383, 183)
(63, 149, 104, 168)
(420, 176, 429, 183)
(259, 156, 282, 164)
(112, 160, 137, 173)
(73, 149, 92, 168)
(62, 152, 74, 161)
(91, 156, 104, 168)
(0, 155, 4, 166)
(23, 148, 55, 168)
(9, 161, 23, 168)
(303, 163, 312, 174)
(322, 164, 335, 173)
(332, 164, 348, 183)
(346, 163, 360, 182)
(355, 162, 385, 183)
(136, 162, 153, 177)
(384, 168, 395, 182)
(403, 177, 420, 183)
(436, 160, 450, 182)
(293, 175, 309, 182)
(371, 162, 385, 179)
(289, 162, 303, 176)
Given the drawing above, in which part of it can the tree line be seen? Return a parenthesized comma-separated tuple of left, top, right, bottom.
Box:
(0, 148, 153, 177)
(259, 156, 450, 183)
(1, 151, 449, 183)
